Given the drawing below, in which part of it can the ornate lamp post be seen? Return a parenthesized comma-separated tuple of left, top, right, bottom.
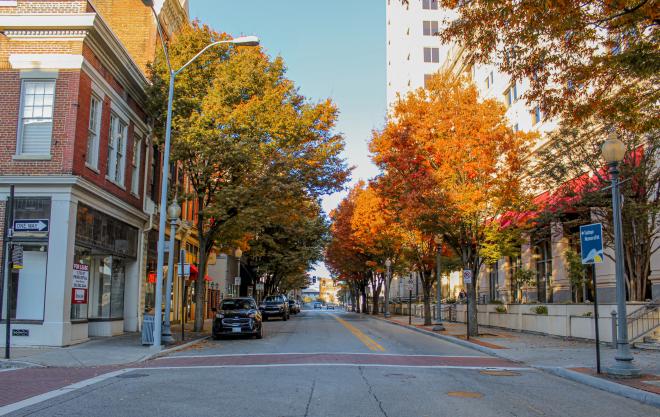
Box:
(161, 201, 181, 344)
(384, 258, 392, 318)
(433, 235, 445, 331)
(601, 132, 639, 377)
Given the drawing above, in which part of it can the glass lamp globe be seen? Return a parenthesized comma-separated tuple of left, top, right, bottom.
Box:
(385, 258, 392, 268)
(601, 132, 626, 164)
(167, 201, 181, 221)
(234, 248, 243, 259)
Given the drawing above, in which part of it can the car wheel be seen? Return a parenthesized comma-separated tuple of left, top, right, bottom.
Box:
(283, 314, 287, 321)
(256, 326, 263, 339)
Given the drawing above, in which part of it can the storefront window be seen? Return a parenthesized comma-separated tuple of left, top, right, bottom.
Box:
(71, 247, 91, 320)
(87, 256, 125, 319)
(533, 241, 552, 303)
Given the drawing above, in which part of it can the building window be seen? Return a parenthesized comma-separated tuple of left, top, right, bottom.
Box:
(533, 240, 552, 303)
(422, 0, 438, 10)
(489, 261, 499, 302)
(84, 253, 126, 320)
(149, 144, 160, 201)
(423, 21, 438, 36)
(18, 79, 55, 155)
(131, 133, 142, 195)
(532, 105, 543, 125)
(107, 114, 127, 186)
(423, 47, 439, 63)
(484, 71, 494, 90)
(510, 256, 522, 303)
(513, 123, 519, 132)
(504, 81, 518, 107)
(86, 95, 102, 169)
(424, 74, 434, 88)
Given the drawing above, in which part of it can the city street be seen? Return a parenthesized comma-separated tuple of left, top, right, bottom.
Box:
(3, 308, 657, 417)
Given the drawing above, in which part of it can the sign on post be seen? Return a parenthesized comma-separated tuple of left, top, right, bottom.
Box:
(72, 263, 89, 305)
(13, 219, 49, 234)
(463, 270, 473, 285)
(579, 223, 603, 374)
(580, 223, 604, 264)
(11, 245, 23, 269)
(234, 277, 242, 286)
(407, 278, 414, 291)
(256, 283, 264, 291)
(177, 263, 191, 277)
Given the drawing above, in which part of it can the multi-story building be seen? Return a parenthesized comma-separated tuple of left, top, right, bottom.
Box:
(0, 0, 189, 347)
(385, 0, 660, 305)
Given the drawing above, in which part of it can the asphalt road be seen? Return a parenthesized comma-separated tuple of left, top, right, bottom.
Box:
(7, 308, 659, 417)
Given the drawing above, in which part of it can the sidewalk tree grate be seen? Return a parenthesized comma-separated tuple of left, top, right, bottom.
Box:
(479, 370, 521, 377)
(447, 391, 483, 398)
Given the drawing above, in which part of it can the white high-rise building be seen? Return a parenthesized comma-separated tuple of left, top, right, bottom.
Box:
(386, 0, 455, 108)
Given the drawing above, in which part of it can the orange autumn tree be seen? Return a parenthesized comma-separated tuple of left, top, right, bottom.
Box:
(350, 182, 406, 314)
(371, 71, 534, 336)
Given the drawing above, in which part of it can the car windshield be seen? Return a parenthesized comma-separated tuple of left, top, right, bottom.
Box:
(221, 300, 253, 310)
(264, 296, 283, 303)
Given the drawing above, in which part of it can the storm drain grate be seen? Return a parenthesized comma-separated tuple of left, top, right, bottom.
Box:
(447, 391, 484, 399)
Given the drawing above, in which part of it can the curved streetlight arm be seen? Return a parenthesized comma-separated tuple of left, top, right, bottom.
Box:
(174, 40, 235, 76)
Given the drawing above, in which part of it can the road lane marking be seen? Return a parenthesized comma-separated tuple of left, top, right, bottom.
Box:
(145, 364, 531, 370)
(332, 315, 385, 352)
(0, 368, 133, 416)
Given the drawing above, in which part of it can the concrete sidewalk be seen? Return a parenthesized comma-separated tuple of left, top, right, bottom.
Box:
(0, 319, 212, 368)
(376, 314, 660, 406)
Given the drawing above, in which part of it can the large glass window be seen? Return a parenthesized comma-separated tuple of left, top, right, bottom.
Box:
(422, 20, 438, 36)
(75, 204, 138, 258)
(18, 79, 55, 155)
(130, 133, 142, 195)
(71, 247, 91, 320)
(6, 244, 48, 320)
(488, 261, 499, 302)
(107, 114, 127, 186)
(86, 95, 102, 169)
(533, 241, 552, 303)
(422, 0, 438, 10)
(87, 255, 125, 319)
(423, 47, 440, 63)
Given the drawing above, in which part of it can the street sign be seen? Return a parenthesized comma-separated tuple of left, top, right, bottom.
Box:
(580, 223, 604, 264)
(13, 219, 49, 233)
(407, 278, 414, 291)
(256, 283, 264, 291)
(177, 263, 191, 277)
(463, 270, 473, 285)
(234, 277, 241, 286)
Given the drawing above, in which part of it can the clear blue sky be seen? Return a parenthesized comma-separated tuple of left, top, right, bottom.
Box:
(190, 0, 386, 277)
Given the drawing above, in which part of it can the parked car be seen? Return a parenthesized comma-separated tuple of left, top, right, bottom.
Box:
(326, 303, 335, 310)
(313, 302, 322, 309)
(212, 297, 263, 339)
(259, 294, 290, 321)
(288, 299, 301, 314)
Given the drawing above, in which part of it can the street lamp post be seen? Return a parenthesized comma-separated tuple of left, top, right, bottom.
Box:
(149, 6, 259, 347)
(433, 235, 445, 331)
(601, 132, 640, 377)
(234, 248, 242, 297)
(384, 258, 392, 318)
(162, 201, 181, 344)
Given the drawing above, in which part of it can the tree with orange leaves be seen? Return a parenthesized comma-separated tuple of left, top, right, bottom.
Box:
(371, 71, 534, 336)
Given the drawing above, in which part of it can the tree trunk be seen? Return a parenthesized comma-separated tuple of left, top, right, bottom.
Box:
(194, 233, 207, 332)
(422, 279, 433, 326)
(360, 285, 368, 314)
(371, 283, 381, 315)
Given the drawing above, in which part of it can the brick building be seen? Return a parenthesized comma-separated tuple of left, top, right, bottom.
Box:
(0, 0, 189, 347)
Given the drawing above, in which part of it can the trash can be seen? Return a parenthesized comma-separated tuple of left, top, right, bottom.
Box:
(141, 314, 154, 345)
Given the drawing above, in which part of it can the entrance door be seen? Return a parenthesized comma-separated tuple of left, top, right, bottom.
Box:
(15, 249, 48, 320)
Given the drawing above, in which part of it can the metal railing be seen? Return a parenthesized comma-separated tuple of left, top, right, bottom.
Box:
(627, 302, 659, 342)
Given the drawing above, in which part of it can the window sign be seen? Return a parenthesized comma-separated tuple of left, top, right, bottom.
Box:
(72, 263, 89, 289)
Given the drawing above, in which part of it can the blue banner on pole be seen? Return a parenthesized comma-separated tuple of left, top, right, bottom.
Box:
(580, 223, 604, 265)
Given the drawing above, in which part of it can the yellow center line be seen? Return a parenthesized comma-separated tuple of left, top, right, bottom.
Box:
(332, 315, 385, 352)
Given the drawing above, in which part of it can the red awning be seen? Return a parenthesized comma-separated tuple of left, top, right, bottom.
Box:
(188, 264, 212, 282)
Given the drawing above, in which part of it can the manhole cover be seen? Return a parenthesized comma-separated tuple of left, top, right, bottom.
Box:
(447, 391, 483, 399)
(479, 370, 521, 377)
(384, 373, 416, 380)
(116, 373, 149, 379)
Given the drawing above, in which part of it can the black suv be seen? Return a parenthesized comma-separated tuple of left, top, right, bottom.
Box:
(212, 297, 263, 339)
(259, 295, 290, 321)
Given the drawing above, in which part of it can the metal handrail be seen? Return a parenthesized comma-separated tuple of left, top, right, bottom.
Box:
(626, 302, 659, 342)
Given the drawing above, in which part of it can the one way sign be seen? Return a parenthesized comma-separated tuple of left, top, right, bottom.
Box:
(13, 219, 49, 233)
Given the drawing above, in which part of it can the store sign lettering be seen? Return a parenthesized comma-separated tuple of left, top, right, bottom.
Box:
(72, 263, 90, 289)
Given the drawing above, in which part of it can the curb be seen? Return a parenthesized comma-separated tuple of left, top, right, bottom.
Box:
(539, 366, 660, 409)
(138, 335, 210, 362)
(367, 313, 660, 408)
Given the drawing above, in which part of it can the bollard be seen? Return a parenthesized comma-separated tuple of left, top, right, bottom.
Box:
(610, 310, 617, 349)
